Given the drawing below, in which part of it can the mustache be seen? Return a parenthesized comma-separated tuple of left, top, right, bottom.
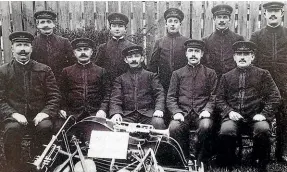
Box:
(130, 61, 138, 64)
(269, 15, 277, 19)
(80, 53, 88, 57)
(39, 26, 52, 30)
(189, 56, 198, 59)
(219, 22, 226, 25)
(239, 59, 246, 62)
(17, 50, 29, 55)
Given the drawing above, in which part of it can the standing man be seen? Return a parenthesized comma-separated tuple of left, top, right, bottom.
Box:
(31, 10, 75, 81)
(0, 32, 61, 172)
(203, 4, 244, 78)
(148, 8, 189, 91)
(250, 1, 287, 162)
(110, 45, 166, 129)
(216, 41, 281, 172)
(167, 39, 217, 165)
(59, 38, 110, 121)
(95, 13, 135, 84)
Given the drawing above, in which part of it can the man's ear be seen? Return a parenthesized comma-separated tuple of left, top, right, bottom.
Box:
(124, 57, 128, 64)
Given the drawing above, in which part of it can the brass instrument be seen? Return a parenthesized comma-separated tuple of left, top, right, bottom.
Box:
(29, 116, 76, 171)
(114, 121, 170, 137)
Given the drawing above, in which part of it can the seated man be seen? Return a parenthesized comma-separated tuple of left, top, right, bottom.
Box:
(110, 45, 165, 129)
(216, 41, 281, 172)
(0, 31, 61, 172)
(167, 39, 217, 164)
(59, 38, 110, 121)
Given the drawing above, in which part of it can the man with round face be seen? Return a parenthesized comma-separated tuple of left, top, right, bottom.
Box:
(167, 39, 217, 165)
(31, 10, 75, 82)
(95, 12, 135, 85)
(216, 41, 281, 171)
(0, 31, 61, 172)
(148, 8, 189, 92)
(202, 4, 244, 78)
(250, 1, 287, 162)
(59, 38, 110, 121)
(109, 45, 165, 129)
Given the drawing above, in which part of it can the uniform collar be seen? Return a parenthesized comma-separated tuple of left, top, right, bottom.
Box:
(128, 67, 143, 74)
(167, 32, 181, 38)
(112, 36, 125, 41)
(76, 61, 93, 68)
(187, 63, 202, 69)
(39, 33, 55, 39)
(215, 27, 230, 35)
(266, 25, 283, 33)
(236, 64, 253, 72)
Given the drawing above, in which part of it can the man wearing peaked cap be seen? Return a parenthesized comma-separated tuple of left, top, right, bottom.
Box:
(59, 38, 110, 121)
(95, 12, 134, 86)
(202, 4, 244, 78)
(31, 10, 75, 82)
(167, 39, 217, 165)
(148, 8, 189, 92)
(109, 44, 166, 129)
(164, 8, 184, 22)
(108, 12, 129, 25)
(250, 1, 287, 163)
(1, 31, 61, 172)
(216, 41, 280, 171)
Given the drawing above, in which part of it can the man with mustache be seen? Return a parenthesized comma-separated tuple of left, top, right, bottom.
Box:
(110, 45, 165, 129)
(216, 41, 281, 172)
(95, 13, 135, 85)
(31, 10, 75, 82)
(202, 4, 244, 78)
(59, 38, 110, 121)
(250, 1, 287, 163)
(167, 39, 217, 166)
(0, 32, 61, 172)
(148, 8, 189, 91)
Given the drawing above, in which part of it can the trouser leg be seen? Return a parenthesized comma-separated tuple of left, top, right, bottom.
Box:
(218, 119, 238, 167)
(3, 121, 24, 169)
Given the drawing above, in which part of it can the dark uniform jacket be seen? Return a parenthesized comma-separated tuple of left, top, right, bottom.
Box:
(216, 66, 281, 122)
(167, 64, 217, 117)
(59, 62, 110, 118)
(250, 26, 287, 101)
(0, 60, 61, 121)
(148, 32, 189, 90)
(202, 28, 244, 77)
(95, 37, 135, 83)
(31, 34, 75, 81)
(109, 68, 165, 117)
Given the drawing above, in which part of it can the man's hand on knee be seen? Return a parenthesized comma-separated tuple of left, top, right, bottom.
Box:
(111, 114, 122, 124)
(12, 113, 28, 125)
(95, 110, 107, 118)
(153, 110, 164, 118)
(173, 113, 184, 122)
(199, 110, 211, 119)
(229, 111, 243, 121)
(253, 114, 266, 121)
(33, 112, 49, 126)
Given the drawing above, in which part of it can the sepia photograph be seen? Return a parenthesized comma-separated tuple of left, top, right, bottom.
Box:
(0, 1, 287, 172)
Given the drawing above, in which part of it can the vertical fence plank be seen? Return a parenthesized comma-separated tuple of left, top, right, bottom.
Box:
(35, 1, 45, 11)
(181, 1, 191, 38)
(145, 1, 157, 63)
(202, 1, 214, 37)
(191, 1, 202, 39)
(237, 1, 248, 39)
(156, 1, 167, 39)
(95, 1, 106, 30)
(0, 1, 12, 63)
(132, 1, 143, 44)
(22, 1, 35, 34)
(283, 1, 287, 27)
(11, 1, 23, 32)
(58, 1, 69, 30)
(121, 1, 131, 35)
(84, 1, 95, 28)
(260, 2, 267, 28)
(108, 1, 118, 13)
(46, 1, 58, 11)
(70, 1, 83, 30)
(249, 1, 261, 39)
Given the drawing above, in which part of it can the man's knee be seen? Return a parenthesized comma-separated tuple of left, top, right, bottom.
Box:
(36, 119, 53, 133)
(219, 119, 238, 137)
(198, 118, 213, 133)
(168, 120, 182, 134)
(151, 117, 166, 129)
(253, 121, 270, 137)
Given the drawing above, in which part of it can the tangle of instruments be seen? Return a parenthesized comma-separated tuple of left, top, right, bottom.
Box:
(29, 116, 204, 172)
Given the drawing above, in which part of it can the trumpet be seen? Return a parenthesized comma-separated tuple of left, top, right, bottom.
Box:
(114, 121, 170, 137)
(29, 116, 76, 170)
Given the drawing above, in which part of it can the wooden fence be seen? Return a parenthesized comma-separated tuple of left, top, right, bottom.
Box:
(1, 1, 287, 64)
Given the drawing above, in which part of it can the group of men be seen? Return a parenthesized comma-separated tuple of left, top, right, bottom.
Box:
(1, 1, 287, 172)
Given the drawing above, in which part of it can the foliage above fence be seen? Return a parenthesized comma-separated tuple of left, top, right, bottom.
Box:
(1, 1, 287, 64)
